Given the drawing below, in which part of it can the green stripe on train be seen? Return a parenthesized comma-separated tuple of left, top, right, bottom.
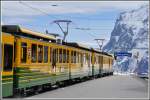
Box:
(2, 75, 13, 78)
(15, 67, 70, 88)
(16, 73, 69, 88)
(2, 79, 13, 97)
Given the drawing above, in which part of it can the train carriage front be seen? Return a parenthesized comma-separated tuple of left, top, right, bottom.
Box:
(1, 31, 14, 97)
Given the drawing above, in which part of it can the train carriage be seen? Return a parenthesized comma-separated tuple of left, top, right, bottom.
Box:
(1, 25, 113, 97)
(66, 43, 93, 79)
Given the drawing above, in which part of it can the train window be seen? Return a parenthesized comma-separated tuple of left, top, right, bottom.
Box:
(105, 57, 107, 64)
(81, 53, 83, 64)
(74, 51, 76, 63)
(38, 45, 43, 63)
(100, 56, 102, 64)
(76, 52, 79, 63)
(83, 53, 86, 64)
(71, 51, 74, 63)
(88, 54, 90, 63)
(78, 52, 80, 63)
(59, 49, 62, 63)
(56, 49, 58, 63)
(106, 58, 108, 64)
(81, 53, 84, 67)
(52, 48, 57, 66)
(89, 54, 91, 64)
(44, 46, 48, 63)
(79, 53, 80, 63)
(31, 44, 37, 63)
(100, 56, 103, 67)
(86, 54, 89, 64)
(3, 44, 13, 71)
(14, 42, 16, 62)
(91, 55, 92, 63)
(98, 56, 100, 64)
(63, 49, 66, 63)
(97, 56, 99, 64)
(103, 57, 105, 64)
(103, 57, 106, 64)
(76, 52, 77, 63)
(109, 58, 110, 68)
(94, 56, 96, 64)
(67, 50, 69, 63)
(88, 54, 90, 64)
(50, 47, 52, 62)
(95, 56, 97, 64)
(21, 42, 27, 63)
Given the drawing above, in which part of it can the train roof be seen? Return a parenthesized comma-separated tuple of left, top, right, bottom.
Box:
(64, 42, 112, 57)
(64, 42, 91, 50)
(2, 25, 112, 57)
(2, 25, 56, 41)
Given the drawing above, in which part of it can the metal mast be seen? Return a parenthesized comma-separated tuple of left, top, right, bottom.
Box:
(94, 38, 105, 51)
(53, 20, 72, 42)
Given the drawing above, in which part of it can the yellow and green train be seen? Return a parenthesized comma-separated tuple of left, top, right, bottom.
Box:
(1, 25, 113, 97)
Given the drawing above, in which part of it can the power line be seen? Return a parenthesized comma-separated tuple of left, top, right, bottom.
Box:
(69, 17, 116, 21)
(55, 15, 146, 21)
(72, 27, 113, 30)
(71, 22, 98, 38)
(71, 22, 111, 38)
(19, 1, 58, 19)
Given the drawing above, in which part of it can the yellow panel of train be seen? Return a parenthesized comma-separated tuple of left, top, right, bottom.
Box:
(1, 25, 114, 97)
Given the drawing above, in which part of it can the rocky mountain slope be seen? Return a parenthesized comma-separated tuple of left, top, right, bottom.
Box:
(103, 5, 149, 75)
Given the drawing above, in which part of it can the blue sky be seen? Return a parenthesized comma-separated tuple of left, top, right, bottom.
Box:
(1, 1, 149, 48)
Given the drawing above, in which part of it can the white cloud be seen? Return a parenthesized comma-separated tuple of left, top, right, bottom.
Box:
(1, 1, 148, 24)
(2, 1, 148, 16)
(1, 1, 95, 17)
(2, 17, 34, 25)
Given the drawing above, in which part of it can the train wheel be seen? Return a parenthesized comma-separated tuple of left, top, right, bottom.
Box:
(20, 88, 27, 97)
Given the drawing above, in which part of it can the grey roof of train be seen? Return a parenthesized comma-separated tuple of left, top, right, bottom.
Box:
(63, 42, 112, 57)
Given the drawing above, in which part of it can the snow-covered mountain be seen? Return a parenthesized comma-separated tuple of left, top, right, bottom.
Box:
(103, 5, 149, 75)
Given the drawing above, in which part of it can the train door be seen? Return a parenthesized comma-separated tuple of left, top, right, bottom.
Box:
(2, 33, 14, 97)
(88, 53, 92, 76)
(100, 56, 103, 74)
(109, 58, 110, 72)
(51, 48, 57, 73)
(91, 52, 94, 76)
(81, 53, 83, 67)
(99, 56, 103, 74)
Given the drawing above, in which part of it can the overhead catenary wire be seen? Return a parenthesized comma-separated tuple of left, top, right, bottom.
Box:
(65, 17, 145, 21)
(71, 22, 106, 38)
(19, 1, 58, 19)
